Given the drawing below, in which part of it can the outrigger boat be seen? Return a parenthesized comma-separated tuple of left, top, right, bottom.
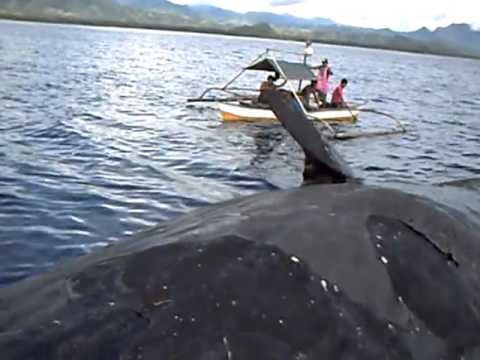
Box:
(188, 46, 406, 140)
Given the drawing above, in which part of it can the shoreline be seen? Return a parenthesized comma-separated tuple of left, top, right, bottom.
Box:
(1, 14, 479, 61)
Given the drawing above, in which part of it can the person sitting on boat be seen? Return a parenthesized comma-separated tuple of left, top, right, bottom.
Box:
(311, 58, 333, 104)
(258, 75, 285, 104)
(331, 78, 348, 108)
(300, 80, 322, 110)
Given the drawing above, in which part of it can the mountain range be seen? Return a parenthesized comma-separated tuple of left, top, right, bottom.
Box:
(405, 23, 480, 57)
(1, 0, 479, 58)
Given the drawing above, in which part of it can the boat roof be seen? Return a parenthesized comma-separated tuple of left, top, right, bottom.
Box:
(246, 58, 315, 81)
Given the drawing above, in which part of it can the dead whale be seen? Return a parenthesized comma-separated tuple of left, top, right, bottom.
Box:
(0, 91, 479, 360)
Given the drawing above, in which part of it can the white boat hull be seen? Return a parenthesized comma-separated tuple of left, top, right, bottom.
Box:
(218, 102, 359, 124)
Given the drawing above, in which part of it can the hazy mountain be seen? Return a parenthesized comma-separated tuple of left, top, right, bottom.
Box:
(305, 25, 448, 55)
(116, 0, 172, 7)
(1, 0, 479, 58)
(116, 0, 195, 16)
(0, 0, 128, 18)
(231, 22, 278, 38)
(433, 24, 480, 53)
(407, 26, 432, 41)
(241, 11, 335, 28)
(115, 1, 335, 27)
(405, 23, 480, 56)
(0, 0, 193, 25)
(189, 4, 241, 22)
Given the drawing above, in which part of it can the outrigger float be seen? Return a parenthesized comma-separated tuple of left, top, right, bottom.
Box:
(188, 46, 407, 140)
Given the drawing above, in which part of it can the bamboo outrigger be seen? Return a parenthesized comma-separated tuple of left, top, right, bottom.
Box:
(188, 45, 407, 140)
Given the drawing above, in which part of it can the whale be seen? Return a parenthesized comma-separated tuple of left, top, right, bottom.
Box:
(0, 91, 479, 360)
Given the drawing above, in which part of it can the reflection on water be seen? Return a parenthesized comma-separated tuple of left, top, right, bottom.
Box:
(0, 20, 479, 286)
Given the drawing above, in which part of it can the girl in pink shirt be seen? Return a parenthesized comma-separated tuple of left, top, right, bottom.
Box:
(314, 59, 333, 103)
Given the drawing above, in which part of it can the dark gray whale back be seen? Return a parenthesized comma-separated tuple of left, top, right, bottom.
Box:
(1, 91, 480, 360)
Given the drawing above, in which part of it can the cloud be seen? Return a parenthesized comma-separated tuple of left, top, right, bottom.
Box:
(432, 13, 447, 22)
(171, 0, 480, 31)
(270, 0, 305, 6)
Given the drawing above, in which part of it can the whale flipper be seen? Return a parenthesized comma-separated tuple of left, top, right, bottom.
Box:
(264, 90, 355, 184)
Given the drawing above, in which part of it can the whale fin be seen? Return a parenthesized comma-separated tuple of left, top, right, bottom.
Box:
(264, 90, 355, 184)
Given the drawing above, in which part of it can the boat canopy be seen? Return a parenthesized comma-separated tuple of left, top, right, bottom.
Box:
(245, 58, 315, 81)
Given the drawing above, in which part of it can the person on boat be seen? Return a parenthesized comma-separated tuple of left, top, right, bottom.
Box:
(311, 58, 333, 105)
(258, 75, 285, 104)
(330, 78, 348, 108)
(300, 80, 322, 110)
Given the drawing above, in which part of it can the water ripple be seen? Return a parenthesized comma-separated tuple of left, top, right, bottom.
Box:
(0, 20, 479, 286)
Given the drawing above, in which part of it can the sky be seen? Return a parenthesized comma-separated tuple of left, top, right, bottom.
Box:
(171, 0, 480, 31)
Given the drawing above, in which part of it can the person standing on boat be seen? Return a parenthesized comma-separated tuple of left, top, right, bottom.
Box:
(312, 59, 333, 105)
(331, 78, 348, 108)
(258, 75, 285, 104)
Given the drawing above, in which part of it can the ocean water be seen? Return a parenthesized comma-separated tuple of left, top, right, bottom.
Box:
(1, 20, 479, 286)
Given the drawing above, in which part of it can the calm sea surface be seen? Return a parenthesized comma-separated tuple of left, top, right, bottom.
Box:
(1, 20, 479, 286)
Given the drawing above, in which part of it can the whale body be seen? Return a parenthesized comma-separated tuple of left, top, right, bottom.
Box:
(0, 91, 479, 360)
